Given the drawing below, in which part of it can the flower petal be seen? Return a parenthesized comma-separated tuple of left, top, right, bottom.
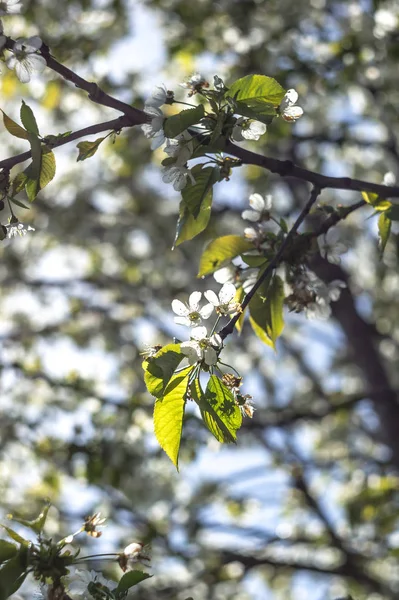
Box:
(219, 282, 236, 304)
(189, 291, 202, 311)
(199, 303, 214, 319)
(191, 326, 207, 341)
(249, 193, 265, 212)
(241, 209, 260, 222)
(181, 342, 202, 364)
(172, 299, 189, 316)
(204, 347, 218, 366)
(204, 290, 219, 306)
(282, 106, 303, 121)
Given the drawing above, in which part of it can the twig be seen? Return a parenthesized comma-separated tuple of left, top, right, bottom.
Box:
(220, 185, 321, 339)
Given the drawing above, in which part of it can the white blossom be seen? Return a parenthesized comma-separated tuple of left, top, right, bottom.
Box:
(179, 72, 208, 94)
(7, 223, 35, 238)
(141, 106, 165, 150)
(232, 117, 266, 142)
(67, 569, 114, 599)
(181, 326, 222, 366)
(6, 36, 46, 83)
(204, 283, 239, 315)
(172, 291, 213, 327)
(0, 0, 22, 16)
(383, 171, 396, 186)
(144, 84, 170, 109)
(317, 229, 348, 264)
(241, 193, 272, 222)
(162, 164, 195, 191)
(164, 131, 194, 165)
(279, 89, 303, 122)
(298, 271, 346, 320)
(214, 266, 236, 284)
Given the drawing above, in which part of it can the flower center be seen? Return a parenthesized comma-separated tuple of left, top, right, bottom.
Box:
(189, 311, 200, 322)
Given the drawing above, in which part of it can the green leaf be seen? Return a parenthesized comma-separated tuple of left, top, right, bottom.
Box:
(202, 376, 242, 443)
(0, 541, 18, 564)
(173, 182, 213, 247)
(144, 344, 184, 398)
(76, 137, 106, 162)
(0, 551, 28, 600)
(1, 527, 29, 547)
(378, 212, 391, 256)
(11, 173, 28, 196)
(163, 105, 205, 138)
(249, 274, 285, 349)
(153, 366, 192, 469)
(182, 165, 218, 218)
(8, 503, 50, 535)
(241, 254, 268, 268)
(361, 191, 391, 211)
(226, 74, 285, 108)
(233, 99, 276, 125)
(198, 235, 254, 277)
(23, 146, 56, 202)
(20, 101, 40, 136)
(116, 570, 151, 595)
(385, 205, 399, 221)
(9, 197, 29, 210)
(1, 111, 28, 140)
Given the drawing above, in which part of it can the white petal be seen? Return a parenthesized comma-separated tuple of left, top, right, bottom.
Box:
(15, 61, 31, 83)
(174, 316, 191, 327)
(204, 290, 219, 306)
(25, 36, 42, 51)
(214, 267, 234, 284)
(150, 132, 165, 150)
(204, 347, 218, 366)
(173, 173, 188, 190)
(264, 194, 273, 210)
(241, 209, 261, 222)
(249, 193, 265, 212)
(25, 54, 46, 73)
(282, 106, 303, 121)
(199, 303, 214, 319)
(280, 88, 298, 110)
(172, 299, 189, 316)
(250, 121, 266, 135)
(144, 106, 163, 118)
(244, 227, 258, 241)
(219, 283, 236, 304)
(241, 128, 260, 140)
(209, 333, 222, 348)
(383, 171, 396, 186)
(181, 342, 202, 364)
(189, 291, 202, 311)
(191, 326, 207, 341)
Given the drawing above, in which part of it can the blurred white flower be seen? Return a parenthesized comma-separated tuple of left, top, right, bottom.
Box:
(232, 118, 266, 141)
(181, 326, 222, 366)
(204, 282, 239, 315)
(172, 291, 213, 327)
(7, 222, 35, 238)
(144, 84, 172, 109)
(162, 165, 195, 191)
(279, 89, 303, 122)
(164, 131, 194, 165)
(214, 266, 236, 284)
(383, 171, 396, 186)
(141, 106, 165, 150)
(317, 229, 348, 264)
(0, 0, 22, 15)
(242, 193, 272, 222)
(6, 36, 46, 83)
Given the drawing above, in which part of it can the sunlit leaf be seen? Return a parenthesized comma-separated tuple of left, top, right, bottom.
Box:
(153, 366, 192, 469)
(76, 137, 106, 161)
(173, 181, 213, 247)
(378, 212, 391, 256)
(201, 375, 242, 443)
(1, 111, 28, 140)
(198, 235, 254, 277)
(8, 502, 50, 534)
(24, 146, 56, 201)
(1, 527, 29, 547)
(361, 191, 391, 211)
(163, 104, 205, 138)
(249, 274, 284, 349)
(144, 344, 184, 398)
(226, 74, 285, 108)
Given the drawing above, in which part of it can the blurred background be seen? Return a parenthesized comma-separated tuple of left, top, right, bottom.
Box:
(1, 0, 399, 598)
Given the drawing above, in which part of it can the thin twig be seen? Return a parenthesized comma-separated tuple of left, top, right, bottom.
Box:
(220, 185, 321, 339)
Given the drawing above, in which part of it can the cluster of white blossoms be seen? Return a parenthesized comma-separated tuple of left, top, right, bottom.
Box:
(287, 268, 346, 320)
(7, 222, 35, 237)
(172, 284, 239, 366)
(241, 192, 273, 242)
